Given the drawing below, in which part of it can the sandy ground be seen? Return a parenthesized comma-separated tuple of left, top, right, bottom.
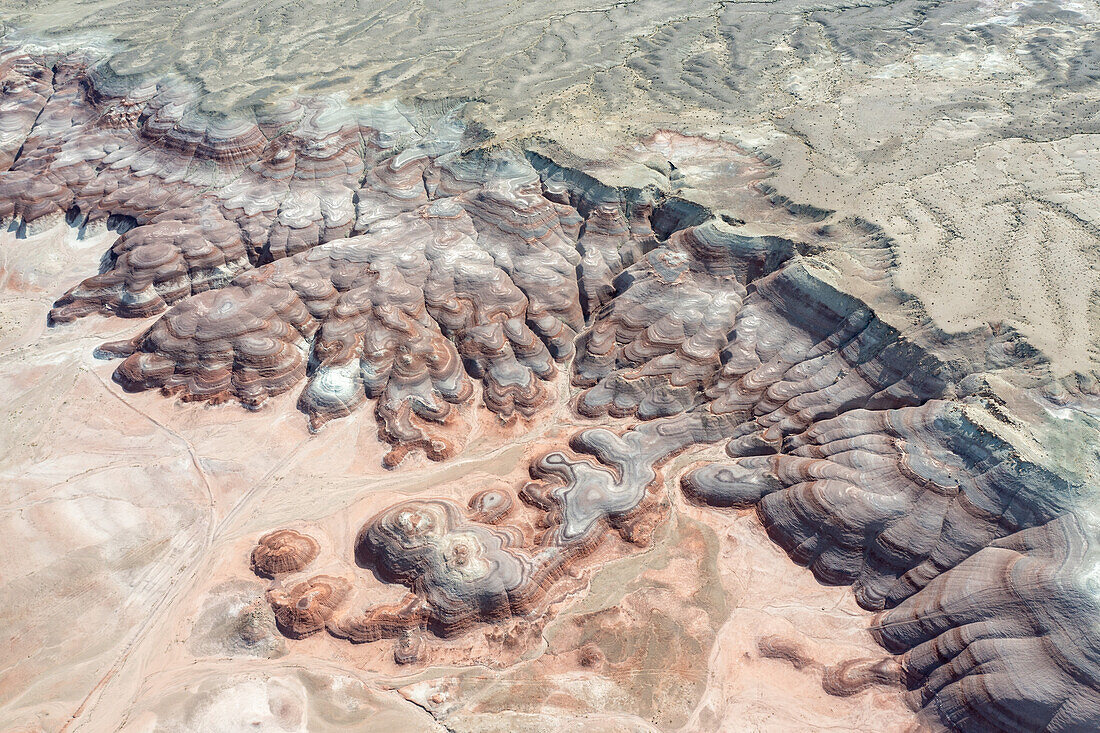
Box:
(0, 223, 914, 731)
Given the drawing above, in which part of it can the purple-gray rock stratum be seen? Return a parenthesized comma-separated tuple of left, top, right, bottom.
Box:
(4, 45, 1100, 732)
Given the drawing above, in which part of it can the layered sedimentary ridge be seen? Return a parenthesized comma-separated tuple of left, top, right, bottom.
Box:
(6, 46, 1100, 732)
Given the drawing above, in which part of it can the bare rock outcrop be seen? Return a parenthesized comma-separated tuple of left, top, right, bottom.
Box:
(0, 49, 431, 317)
(0, 51, 52, 173)
(682, 400, 1074, 610)
(467, 488, 515, 524)
(49, 202, 250, 322)
(572, 224, 749, 420)
(97, 197, 584, 461)
(340, 499, 563, 640)
(6, 47, 1100, 732)
(874, 514, 1100, 731)
(266, 575, 351, 640)
(250, 530, 320, 579)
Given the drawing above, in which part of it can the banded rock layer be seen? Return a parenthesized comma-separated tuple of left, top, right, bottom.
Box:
(4, 47, 1100, 733)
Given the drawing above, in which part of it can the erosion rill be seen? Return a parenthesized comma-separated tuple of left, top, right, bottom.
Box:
(4, 46, 1100, 731)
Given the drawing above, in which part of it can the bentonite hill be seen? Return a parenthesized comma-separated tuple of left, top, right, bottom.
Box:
(1, 2, 1099, 732)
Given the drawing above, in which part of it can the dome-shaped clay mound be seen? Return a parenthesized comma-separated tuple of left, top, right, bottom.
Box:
(266, 575, 350, 639)
(467, 488, 515, 524)
(251, 529, 320, 578)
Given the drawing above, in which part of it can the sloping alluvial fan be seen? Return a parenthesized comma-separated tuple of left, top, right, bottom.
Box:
(4, 46, 1100, 732)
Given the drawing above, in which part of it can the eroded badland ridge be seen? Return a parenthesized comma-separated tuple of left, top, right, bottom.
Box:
(1, 1, 1100, 731)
